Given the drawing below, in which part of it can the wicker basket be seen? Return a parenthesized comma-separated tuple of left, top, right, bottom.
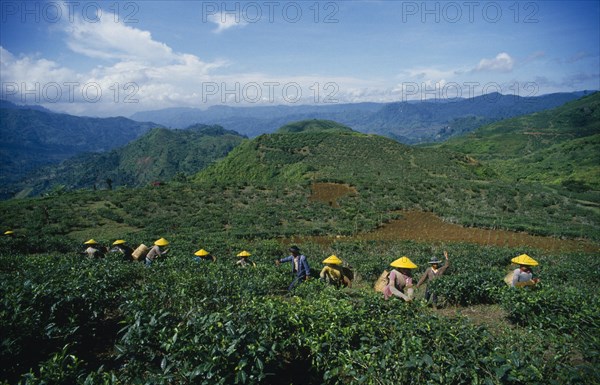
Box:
(374, 270, 389, 293)
(132, 244, 150, 261)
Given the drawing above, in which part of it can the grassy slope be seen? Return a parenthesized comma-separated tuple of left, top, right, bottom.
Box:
(0, 108, 157, 188)
(189, 127, 598, 241)
(276, 119, 355, 134)
(13, 125, 244, 197)
(497, 134, 600, 187)
(1, 120, 598, 248)
(439, 92, 600, 188)
(195, 130, 490, 185)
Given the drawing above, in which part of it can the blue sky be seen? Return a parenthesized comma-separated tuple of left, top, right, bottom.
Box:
(1, 0, 598, 116)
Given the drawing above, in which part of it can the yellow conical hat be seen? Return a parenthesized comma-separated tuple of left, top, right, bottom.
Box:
(511, 254, 538, 266)
(84, 239, 98, 245)
(237, 250, 251, 257)
(4, 230, 14, 235)
(195, 249, 210, 256)
(112, 239, 126, 246)
(154, 238, 169, 246)
(390, 256, 417, 269)
(322, 255, 343, 265)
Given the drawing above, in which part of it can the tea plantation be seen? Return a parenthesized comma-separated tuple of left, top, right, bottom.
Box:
(1, 237, 598, 384)
(1, 115, 598, 384)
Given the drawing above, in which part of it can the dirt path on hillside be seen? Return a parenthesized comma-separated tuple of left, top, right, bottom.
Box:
(297, 212, 597, 252)
(304, 183, 597, 252)
(357, 211, 597, 252)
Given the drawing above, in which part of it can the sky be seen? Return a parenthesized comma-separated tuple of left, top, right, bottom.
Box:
(0, 0, 599, 117)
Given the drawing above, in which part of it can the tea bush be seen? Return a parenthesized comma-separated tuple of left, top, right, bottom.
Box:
(1, 240, 598, 384)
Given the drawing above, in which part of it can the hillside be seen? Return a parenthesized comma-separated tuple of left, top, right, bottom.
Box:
(0, 107, 160, 193)
(190, 120, 597, 241)
(1, 154, 598, 385)
(9, 124, 245, 198)
(276, 119, 354, 134)
(130, 91, 590, 142)
(439, 92, 600, 189)
(194, 122, 490, 186)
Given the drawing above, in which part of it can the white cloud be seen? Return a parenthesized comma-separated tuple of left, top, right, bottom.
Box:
(208, 12, 248, 34)
(474, 52, 514, 72)
(0, 5, 232, 116)
(65, 21, 173, 64)
(1, 47, 78, 84)
(403, 68, 456, 80)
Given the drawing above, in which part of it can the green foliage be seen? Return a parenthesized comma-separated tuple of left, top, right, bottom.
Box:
(1, 241, 598, 384)
(0, 107, 157, 198)
(276, 119, 355, 134)
(0, 255, 144, 383)
(9, 125, 245, 198)
(1, 97, 599, 384)
(496, 134, 600, 189)
(429, 270, 505, 306)
(195, 130, 487, 186)
(439, 92, 600, 189)
(187, 128, 599, 241)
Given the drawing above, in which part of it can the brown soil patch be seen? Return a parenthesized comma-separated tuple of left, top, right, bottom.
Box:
(309, 183, 357, 208)
(357, 211, 598, 252)
(292, 211, 598, 253)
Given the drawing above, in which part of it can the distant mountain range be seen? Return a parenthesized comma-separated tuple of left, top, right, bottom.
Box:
(6, 124, 245, 198)
(0, 99, 54, 113)
(1, 91, 597, 199)
(131, 91, 594, 142)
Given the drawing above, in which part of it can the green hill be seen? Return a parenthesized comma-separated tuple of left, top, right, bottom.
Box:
(1, 120, 598, 247)
(276, 119, 355, 134)
(191, 123, 597, 240)
(195, 126, 489, 186)
(0, 107, 159, 195)
(13, 124, 244, 197)
(439, 92, 600, 189)
(497, 134, 600, 189)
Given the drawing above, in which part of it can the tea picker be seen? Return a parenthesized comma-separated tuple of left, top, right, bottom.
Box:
(236, 250, 256, 267)
(111, 239, 134, 261)
(194, 248, 216, 262)
(145, 238, 169, 266)
(319, 255, 353, 288)
(276, 246, 311, 291)
(510, 254, 540, 288)
(383, 256, 418, 302)
(416, 250, 450, 305)
(82, 239, 105, 259)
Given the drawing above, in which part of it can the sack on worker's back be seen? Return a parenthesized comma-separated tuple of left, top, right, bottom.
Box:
(132, 244, 150, 261)
(374, 270, 389, 293)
